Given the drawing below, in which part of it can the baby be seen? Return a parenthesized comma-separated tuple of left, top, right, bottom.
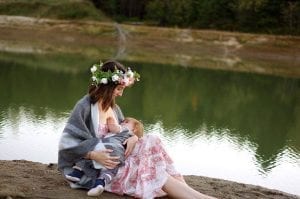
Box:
(65, 117, 144, 196)
(107, 116, 144, 138)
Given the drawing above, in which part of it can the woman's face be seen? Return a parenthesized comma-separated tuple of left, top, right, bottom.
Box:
(113, 85, 126, 98)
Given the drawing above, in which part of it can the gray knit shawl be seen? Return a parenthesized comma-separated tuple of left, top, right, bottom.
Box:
(57, 95, 124, 189)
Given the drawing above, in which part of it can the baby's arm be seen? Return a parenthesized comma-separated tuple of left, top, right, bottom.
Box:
(107, 117, 122, 133)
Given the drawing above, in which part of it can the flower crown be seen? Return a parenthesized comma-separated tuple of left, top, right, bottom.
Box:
(90, 61, 140, 86)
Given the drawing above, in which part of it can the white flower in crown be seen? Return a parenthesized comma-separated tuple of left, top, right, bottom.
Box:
(92, 76, 97, 82)
(100, 78, 108, 84)
(90, 60, 140, 86)
(90, 65, 97, 73)
(112, 74, 120, 82)
(126, 68, 134, 78)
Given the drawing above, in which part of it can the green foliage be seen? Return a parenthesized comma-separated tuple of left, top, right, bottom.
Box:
(146, 0, 192, 26)
(190, 0, 236, 30)
(0, 0, 106, 20)
(90, 0, 300, 35)
(91, 0, 149, 21)
(0, 0, 299, 34)
(44, 2, 101, 20)
(281, 1, 300, 34)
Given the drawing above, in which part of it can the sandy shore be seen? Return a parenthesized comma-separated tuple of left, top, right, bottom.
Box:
(0, 160, 298, 199)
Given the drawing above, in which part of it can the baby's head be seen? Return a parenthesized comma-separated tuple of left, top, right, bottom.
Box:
(122, 117, 144, 138)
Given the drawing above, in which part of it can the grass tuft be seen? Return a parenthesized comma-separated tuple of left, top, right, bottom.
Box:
(0, 0, 108, 21)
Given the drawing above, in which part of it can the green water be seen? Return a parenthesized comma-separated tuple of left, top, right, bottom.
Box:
(0, 52, 299, 195)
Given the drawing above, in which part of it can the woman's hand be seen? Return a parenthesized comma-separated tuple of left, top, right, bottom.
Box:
(123, 135, 138, 158)
(90, 149, 120, 169)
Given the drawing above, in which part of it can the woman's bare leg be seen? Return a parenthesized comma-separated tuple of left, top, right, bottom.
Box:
(174, 175, 187, 184)
(162, 175, 217, 199)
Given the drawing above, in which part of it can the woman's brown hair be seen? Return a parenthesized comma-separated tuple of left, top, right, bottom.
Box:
(88, 60, 126, 111)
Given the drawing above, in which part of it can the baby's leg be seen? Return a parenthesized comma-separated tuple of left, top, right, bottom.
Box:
(87, 163, 119, 197)
(99, 167, 119, 185)
(87, 178, 105, 196)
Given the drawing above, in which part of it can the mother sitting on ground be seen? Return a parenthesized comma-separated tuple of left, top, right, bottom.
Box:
(58, 60, 216, 199)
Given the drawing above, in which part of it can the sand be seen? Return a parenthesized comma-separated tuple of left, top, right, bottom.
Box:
(0, 160, 298, 199)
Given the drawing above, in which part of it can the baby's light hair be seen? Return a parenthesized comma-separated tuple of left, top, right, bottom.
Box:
(124, 117, 144, 138)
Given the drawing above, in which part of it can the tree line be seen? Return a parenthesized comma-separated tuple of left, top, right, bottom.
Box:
(91, 0, 300, 35)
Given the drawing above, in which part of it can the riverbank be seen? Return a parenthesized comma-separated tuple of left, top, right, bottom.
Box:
(0, 160, 299, 199)
(0, 15, 299, 78)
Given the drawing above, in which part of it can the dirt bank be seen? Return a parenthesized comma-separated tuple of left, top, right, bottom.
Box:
(0, 160, 298, 199)
(0, 15, 299, 78)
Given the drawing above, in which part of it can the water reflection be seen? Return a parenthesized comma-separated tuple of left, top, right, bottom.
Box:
(0, 54, 299, 195)
(0, 106, 65, 163)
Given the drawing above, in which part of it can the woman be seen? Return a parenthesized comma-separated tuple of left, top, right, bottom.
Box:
(58, 60, 216, 199)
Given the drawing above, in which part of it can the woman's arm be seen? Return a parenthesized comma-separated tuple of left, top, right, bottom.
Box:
(86, 149, 120, 169)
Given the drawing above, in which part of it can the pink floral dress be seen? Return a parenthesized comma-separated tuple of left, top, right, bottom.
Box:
(103, 133, 183, 198)
(97, 123, 109, 138)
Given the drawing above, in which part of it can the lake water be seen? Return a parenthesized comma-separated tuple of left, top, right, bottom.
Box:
(0, 52, 299, 196)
